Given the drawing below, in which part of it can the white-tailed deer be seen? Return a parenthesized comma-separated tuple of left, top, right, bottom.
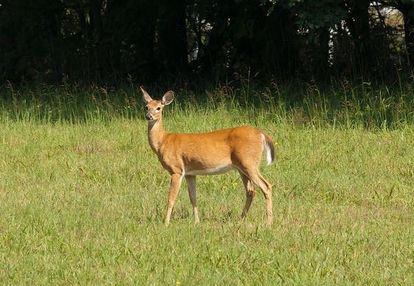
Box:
(141, 87, 275, 225)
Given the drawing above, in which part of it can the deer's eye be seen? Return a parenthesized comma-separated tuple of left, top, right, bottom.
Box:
(156, 107, 161, 111)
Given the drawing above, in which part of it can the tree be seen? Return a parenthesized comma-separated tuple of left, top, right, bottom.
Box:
(294, 0, 346, 79)
(0, 0, 63, 82)
(0, 0, 412, 84)
(344, 0, 375, 77)
(158, 0, 188, 75)
(397, 0, 414, 69)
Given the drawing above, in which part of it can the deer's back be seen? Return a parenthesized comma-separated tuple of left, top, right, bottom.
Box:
(157, 126, 263, 174)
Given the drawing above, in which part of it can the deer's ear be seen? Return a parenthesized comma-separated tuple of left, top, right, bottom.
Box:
(140, 86, 152, 103)
(162, 91, 174, 105)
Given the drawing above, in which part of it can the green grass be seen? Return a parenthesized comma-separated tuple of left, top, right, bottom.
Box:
(0, 85, 414, 284)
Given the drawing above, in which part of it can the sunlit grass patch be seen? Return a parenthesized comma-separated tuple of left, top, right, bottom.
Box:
(0, 85, 413, 284)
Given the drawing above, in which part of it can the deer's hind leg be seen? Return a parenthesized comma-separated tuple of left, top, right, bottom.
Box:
(236, 163, 273, 225)
(185, 175, 200, 223)
(239, 172, 256, 219)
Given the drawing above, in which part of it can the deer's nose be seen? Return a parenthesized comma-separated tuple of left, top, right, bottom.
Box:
(145, 114, 152, 120)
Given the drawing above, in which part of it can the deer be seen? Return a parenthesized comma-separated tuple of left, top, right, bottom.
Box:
(141, 87, 275, 226)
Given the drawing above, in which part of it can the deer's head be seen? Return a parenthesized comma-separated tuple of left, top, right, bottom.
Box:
(141, 86, 174, 122)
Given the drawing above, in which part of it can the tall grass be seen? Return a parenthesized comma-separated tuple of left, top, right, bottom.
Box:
(1, 82, 413, 128)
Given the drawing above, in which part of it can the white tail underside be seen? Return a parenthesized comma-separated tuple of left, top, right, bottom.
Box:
(262, 134, 273, 165)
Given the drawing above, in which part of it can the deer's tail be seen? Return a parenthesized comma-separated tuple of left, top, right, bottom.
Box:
(262, 133, 275, 165)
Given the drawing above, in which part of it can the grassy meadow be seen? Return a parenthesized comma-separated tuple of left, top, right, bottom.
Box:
(0, 84, 414, 284)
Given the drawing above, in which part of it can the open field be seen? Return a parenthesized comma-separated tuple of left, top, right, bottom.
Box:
(1, 85, 414, 284)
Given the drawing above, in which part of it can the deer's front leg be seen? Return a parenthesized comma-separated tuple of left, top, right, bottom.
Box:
(165, 174, 183, 226)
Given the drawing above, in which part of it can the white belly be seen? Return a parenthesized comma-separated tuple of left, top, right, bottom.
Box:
(185, 165, 234, 176)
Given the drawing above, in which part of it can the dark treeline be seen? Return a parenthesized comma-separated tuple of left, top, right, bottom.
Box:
(0, 0, 413, 86)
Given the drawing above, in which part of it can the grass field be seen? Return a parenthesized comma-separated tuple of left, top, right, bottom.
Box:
(1, 85, 414, 284)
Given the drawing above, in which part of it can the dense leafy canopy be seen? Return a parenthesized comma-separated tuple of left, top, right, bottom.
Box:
(0, 0, 412, 84)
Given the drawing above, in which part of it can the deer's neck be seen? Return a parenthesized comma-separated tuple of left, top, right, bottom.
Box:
(147, 119, 166, 153)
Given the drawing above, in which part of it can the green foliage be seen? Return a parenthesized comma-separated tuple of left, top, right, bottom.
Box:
(0, 0, 413, 83)
(291, 0, 346, 29)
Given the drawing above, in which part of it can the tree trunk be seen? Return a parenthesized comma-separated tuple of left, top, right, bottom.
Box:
(263, 3, 299, 78)
(46, 1, 64, 83)
(346, 0, 372, 77)
(401, 3, 414, 69)
(316, 27, 331, 80)
(157, 0, 188, 75)
(89, 0, 103, 81)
